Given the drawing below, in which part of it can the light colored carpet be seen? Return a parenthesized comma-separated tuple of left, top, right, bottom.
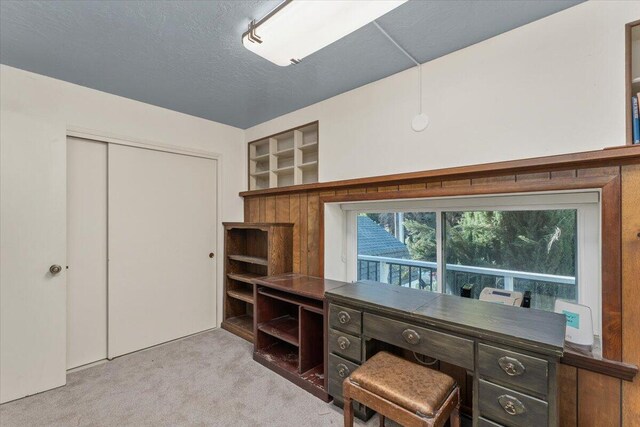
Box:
(0, 329, 379, 427)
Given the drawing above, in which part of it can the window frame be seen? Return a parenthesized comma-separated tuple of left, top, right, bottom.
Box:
(343, 191, 602, 335)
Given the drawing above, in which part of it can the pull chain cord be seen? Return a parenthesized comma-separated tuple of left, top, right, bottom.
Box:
(373, 21, 428, 131)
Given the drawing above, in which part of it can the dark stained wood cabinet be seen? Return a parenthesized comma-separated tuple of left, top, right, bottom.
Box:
(221, 223, 293, 342)
(252, 273, 346, 401)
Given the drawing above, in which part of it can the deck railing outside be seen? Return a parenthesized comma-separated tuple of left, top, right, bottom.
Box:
(357, 254, 576, 310)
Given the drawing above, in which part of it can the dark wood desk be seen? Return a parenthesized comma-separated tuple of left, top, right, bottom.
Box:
(326, 281, 567, 427)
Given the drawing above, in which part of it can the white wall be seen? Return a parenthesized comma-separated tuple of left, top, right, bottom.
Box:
(246, 1, 640, 182)
(0, 64, 246, 326)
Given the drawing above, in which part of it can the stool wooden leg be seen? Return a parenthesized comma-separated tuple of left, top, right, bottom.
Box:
(449, 388, 460, 427)
(344, 397, 354, 427)
(379, 414, 385, 427)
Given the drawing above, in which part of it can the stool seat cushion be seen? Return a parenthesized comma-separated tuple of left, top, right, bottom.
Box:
(349, 351, 456, 418)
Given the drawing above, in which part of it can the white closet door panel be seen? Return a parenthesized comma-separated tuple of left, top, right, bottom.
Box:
(108, 144, 217, 358)
(1, 111, 67, 403)
(66, 137, 107, 369)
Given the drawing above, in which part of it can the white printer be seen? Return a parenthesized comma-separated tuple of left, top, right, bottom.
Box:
(479, 287, 525, 307)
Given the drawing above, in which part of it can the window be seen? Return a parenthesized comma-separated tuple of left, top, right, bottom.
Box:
(342, 192, 601, 334)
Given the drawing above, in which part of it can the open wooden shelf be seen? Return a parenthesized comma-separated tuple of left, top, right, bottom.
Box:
(228, 254, 268, 266)
(299, 161, 318, 170)
(223, 223, 293, 343)
(253, 274, 329, 401)
(227, 288, 254, 304)
(227, 272, 261, 285)
(221, 314, 253, 341)
(255, 341, 299, 373)
(258, 315, 299, 346)
(258, 287, 323, 314)
(299, 141, 318, 151)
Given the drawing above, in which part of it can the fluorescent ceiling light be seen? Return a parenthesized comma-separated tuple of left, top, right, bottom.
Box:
(242, 0, 408, 66)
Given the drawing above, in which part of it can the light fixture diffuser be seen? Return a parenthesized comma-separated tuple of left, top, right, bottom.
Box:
(242, 0, 408, 66)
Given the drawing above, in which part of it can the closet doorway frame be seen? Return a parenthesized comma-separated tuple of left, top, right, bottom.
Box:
(66, 126, 226, 340)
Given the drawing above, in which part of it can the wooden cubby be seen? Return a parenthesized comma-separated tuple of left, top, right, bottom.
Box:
(248, 121, 319, 190)
(221, 223, 293, 342)
(254, 285, 326, 399)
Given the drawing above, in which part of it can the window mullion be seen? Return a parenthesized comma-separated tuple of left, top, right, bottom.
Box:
(436, 209, 443, 294)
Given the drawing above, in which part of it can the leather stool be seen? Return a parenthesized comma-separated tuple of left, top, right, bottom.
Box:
(343, 351, 460, 427)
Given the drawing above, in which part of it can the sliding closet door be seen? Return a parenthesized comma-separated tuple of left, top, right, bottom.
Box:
(108, 145, 217, 358)
(66, 137, 107, 369)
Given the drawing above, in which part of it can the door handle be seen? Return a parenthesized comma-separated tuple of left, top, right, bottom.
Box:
(49, 265, 62, 274)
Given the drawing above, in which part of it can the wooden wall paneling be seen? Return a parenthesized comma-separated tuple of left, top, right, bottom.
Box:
(246, 198, 259, 222)
(558, 364, 578, 427)
(243, 198, 250, 222)
(441, 179, 471, 188)
(577, 369, 621, 427)
(378, 185, 399, 192)
(471, 175, 516, 186)
(259, 196, 266, 222)
(577, 166, 620, 178)
(299, 192, 308, 275)
(347, 187, 366, 194)
(307, 192, 320, 277)
(275, 195, 290, 222)
(426, 181, 442, 189)
(290, 194, 301, 273)
(622, 164, 640, 426)
(516, 172, 551, 182)
(601, 172, 622, 361)
(265, 196, 276, 222)
(366, 186, 378, 193)
(398, 183, 426, 191)
(551, 170, 577, 179)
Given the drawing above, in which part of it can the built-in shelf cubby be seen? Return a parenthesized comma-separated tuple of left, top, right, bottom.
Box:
(248, 122, 319, 190)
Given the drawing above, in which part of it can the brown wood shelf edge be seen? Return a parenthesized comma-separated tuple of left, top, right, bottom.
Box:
(561, 349, 639, 382)
(239, 145, 640, 197)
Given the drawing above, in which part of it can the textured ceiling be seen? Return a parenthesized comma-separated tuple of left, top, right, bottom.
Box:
(0, 0, 582, 129)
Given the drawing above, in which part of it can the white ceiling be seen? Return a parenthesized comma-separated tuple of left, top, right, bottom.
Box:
(0, 0, 583, 129)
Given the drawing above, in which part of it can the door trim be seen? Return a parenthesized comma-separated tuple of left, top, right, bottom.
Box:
(66, 127, 225, 328)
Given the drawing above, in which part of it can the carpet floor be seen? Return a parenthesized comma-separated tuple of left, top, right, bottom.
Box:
(0, 329, 380, 427)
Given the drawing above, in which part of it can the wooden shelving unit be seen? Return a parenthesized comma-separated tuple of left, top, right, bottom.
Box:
(253, 274, 346, 402)
(221, 223, 293, 342)
(248, 121, 319, 190)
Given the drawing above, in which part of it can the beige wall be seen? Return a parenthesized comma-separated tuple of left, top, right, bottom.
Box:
(245, 1, 640, 182)
(0, 64, 245, 326)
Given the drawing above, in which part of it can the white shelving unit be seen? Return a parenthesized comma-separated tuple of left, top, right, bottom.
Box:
(248, 122, 318, 190)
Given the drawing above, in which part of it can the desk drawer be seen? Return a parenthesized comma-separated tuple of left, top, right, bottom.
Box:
(329, 304, 362, 335)
(328, 353, 359, 386)
(363, 313, 474, 370)
(479, 379, 548, 427)
(329, 328, 361, 362)
(478, 417, 504, 427)
(479, 343, 548, 395)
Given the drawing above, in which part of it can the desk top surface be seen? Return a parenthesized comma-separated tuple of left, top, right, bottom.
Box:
(254, 273, 347, 300)
(326, 280, 566, 357)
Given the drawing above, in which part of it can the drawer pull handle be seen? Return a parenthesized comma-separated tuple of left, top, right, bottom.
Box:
(338, 311, 351, 324)
(337, 336, 351, 350)
(336, 363, 350, 378)
(498, 356, 526, 376)
(498, 394, 526, 416)
(402, 329, 421, 345)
